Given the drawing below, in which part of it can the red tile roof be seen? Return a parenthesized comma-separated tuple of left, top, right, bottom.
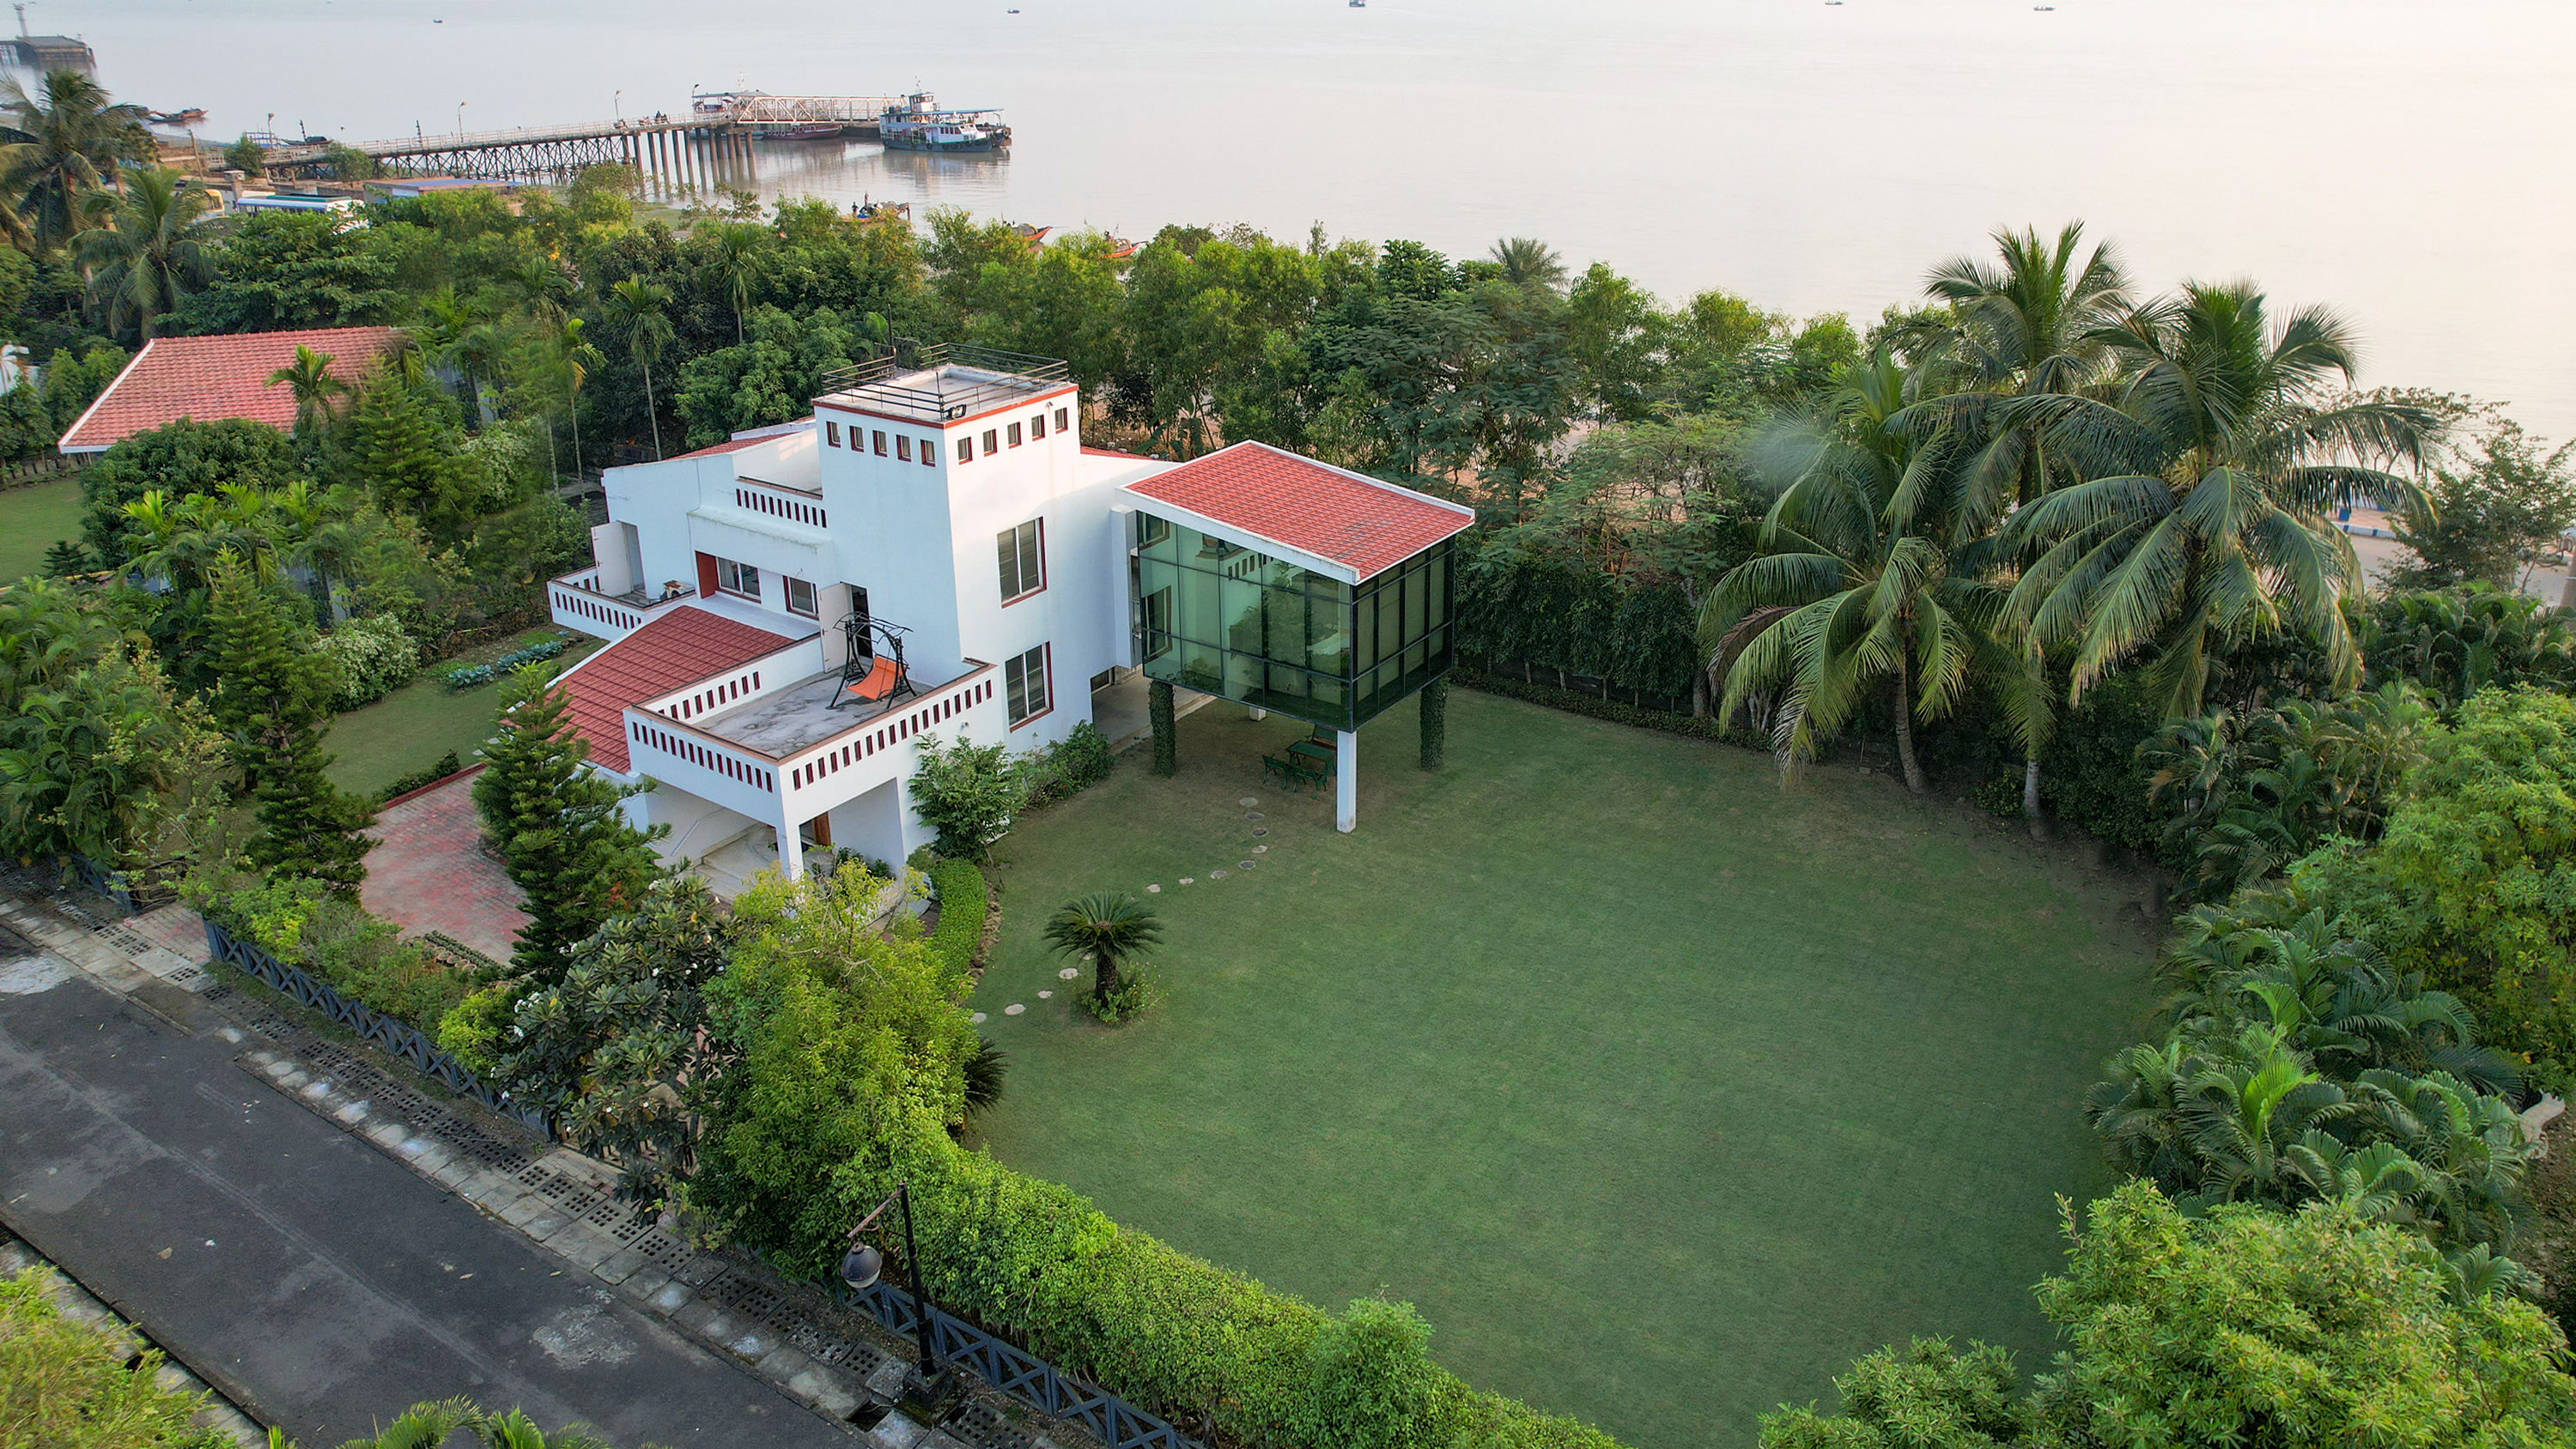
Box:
(1081, 445, 1157, 461)
(58, 326, 406, 452)
(1120, 441, 1475, 579)
(556, 606, 801, 773)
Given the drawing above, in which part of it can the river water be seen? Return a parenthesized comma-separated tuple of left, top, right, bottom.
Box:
(79, 0, 2576, 446)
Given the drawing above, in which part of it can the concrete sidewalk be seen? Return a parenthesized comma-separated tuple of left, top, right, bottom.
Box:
(0, 964, 855, 1449)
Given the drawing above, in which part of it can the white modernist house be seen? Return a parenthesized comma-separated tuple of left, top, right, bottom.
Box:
(545, 344, 1473, 889)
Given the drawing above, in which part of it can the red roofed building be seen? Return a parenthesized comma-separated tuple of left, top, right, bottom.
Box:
(554, 604, 808, 774)
(1119, 441, 1473, 583)
(58, 326, 407, 453)
(540, 347, 1465, 879)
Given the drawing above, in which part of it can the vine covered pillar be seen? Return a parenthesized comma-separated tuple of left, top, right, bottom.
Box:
(1149, 680, 1176, 777)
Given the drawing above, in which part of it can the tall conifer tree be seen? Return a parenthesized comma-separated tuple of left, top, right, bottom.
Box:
(473, 667, 663, 980)
(205, 555, 377, 888)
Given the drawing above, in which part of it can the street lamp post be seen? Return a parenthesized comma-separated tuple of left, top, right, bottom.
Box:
(840, 1182, 954, 1416)
(456, 100, 468, 144)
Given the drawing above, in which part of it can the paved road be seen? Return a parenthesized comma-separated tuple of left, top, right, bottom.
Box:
(0, 952, 853, 1449)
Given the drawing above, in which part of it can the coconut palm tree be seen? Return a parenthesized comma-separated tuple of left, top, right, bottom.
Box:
(74, 165, 214, 340)
(561, 315, 604, 479)
(1042, 891, 1163, 1002)
(704, 221, 760, 343)
(1905, 221, 2133, 526)
(267, 345, 350, 435)
(1700, 355, 1984, 792)
(1488, 236, 1567, 291)
(0, 70, 147, 251)
(602, 276, 675, 459)
(1998, 282, 2442, 720)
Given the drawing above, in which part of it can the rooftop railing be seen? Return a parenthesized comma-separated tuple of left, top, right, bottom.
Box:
(816, 343, 1070, 423)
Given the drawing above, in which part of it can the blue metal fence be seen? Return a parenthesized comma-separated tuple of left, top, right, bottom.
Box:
(68, 855, 137, 914)
(200, 915, 550, 1135)
(841, 1277, 1206, 1449)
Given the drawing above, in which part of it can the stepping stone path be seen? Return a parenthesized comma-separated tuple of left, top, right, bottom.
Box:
(1181, 878, 1194, 885)
(1146, 883, 1162, 892)
(1240, 861, 1255, 870)
(1037, 990, 1053, 999)
(1252, 828, 1267, 837)
(1004, 1003, 1026, 1016)
(1059, 967, 1079, 979)
(1246, 812, 1264, 822)
(971, 1012, 987, 1023)
(1253, 845, 1268, 853)
(1241, 797, 1259, 807)
(1210, 870, 1229, 879)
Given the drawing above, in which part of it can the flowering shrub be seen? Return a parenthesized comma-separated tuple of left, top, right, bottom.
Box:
(317, 614, 421, 709)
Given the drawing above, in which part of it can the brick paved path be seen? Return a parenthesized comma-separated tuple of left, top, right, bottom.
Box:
(363, 771, 528, 961)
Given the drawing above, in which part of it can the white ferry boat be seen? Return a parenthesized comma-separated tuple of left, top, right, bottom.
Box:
(878, 93, 1011, 153)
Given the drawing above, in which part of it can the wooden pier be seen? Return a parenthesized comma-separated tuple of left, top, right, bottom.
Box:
(266, 94, 914, 188)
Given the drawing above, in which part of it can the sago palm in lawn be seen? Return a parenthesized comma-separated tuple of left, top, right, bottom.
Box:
(1701, 354, 1984, 794)
(1042, 891, 1163, 1003)
(1999, 281, 2442, 720)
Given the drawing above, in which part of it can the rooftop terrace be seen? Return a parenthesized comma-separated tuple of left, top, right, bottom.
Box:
(696, 655, 981, 757)
(816, 343, 1070, 425)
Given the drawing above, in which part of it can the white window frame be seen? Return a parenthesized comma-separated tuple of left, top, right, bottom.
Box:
(715, 556, 758, 599)
(997, 518, 1045, 604)
(1005, 644, 1051, 728)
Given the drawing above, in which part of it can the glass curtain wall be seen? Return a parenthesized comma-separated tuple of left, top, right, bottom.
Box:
(1133, 512, 1453, 732)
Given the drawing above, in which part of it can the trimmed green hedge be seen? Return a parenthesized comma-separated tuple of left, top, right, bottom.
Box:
(1452, 666, 1767, 751)
(926, 856, 989, 975)
(846, 1130, 1622, 1449)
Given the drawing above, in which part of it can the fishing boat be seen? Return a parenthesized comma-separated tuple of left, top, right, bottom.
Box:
(1106, 236, 1139, 261)
(147, 107, 207, 126)
(762, 123, 843, 142)
(878, 93, 1011, 153)
(1011, 221, 1052, 246)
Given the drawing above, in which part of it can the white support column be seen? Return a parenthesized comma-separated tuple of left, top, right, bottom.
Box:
(1335, 729, 1358, 834)
(777, 809, 805, 881)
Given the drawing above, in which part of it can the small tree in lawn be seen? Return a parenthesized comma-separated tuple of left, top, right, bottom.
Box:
(206, 554, 377, 888)
(908, 731, 1030, 862)
(1043, 891, 1163, 1022)
(473, 666, 664, 981)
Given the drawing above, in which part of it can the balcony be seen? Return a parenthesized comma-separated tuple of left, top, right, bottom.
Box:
(549, 567, 696, 642)
(816, 343, 1069, 426)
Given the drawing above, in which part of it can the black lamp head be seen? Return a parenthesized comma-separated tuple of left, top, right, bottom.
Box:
(840, 1242, 884, 1290)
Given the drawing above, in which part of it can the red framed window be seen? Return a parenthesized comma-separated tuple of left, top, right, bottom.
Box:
(825, 421, 841, 447)
(920, 436, 937, 465)
(1031, 412, 1047, 440)
(1054, 406, 1069, 433)
(1007, 421, 1023, 447)
(957, 436, 974, 464)
(981, 428, 999, 455)
(873, 429, 889, 456)
(896, 434, 911, 462)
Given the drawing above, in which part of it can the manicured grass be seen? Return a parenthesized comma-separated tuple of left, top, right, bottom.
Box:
(0, 476, 87, 581)
(324, 631, 598, 797)
(969, 689, 2158, 1449)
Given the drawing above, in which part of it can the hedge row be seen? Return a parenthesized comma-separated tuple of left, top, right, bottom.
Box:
(1451, 666, 1769, 752)
(925, 857, 988, 975)
(444, 638, 566, 690)
(854, 1129, 1623, 1449)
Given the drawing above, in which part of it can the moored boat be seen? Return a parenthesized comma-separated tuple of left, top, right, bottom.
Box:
(763, 123, 843, 142)
(1011, 221, 1052, 246)
(878, 93, 1011, 153)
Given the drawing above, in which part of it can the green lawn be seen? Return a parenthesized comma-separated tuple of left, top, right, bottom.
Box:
(0, 475, 87, 580)
(325, 631, 598, 796)
(969, 689, 2159, 1449)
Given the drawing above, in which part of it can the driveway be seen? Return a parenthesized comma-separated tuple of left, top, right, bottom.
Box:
(0, 954, 852, 1448)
